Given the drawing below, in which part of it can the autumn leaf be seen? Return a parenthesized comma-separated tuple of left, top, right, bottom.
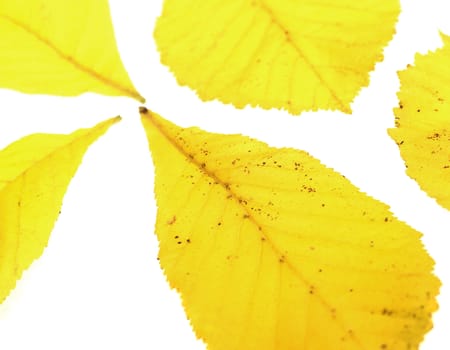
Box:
(388, 34, 450, 211)
(140, 108, 439, 350)
(0, 117, 120, 304)
(0, 0, 143, 101)
(154, 0, 399, 114)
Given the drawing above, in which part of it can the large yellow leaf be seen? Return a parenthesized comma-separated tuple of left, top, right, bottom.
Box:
(154, 0, 399, 114)
(141, 108, 439, 350)
(389, 34, 450, 211)
(0, 117, 120, 304)
(0, 0, 143, 101)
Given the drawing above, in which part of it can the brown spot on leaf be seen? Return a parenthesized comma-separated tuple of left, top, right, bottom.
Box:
(381, 308, 394, 316)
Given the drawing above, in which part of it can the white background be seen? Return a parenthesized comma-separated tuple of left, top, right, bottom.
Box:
(0, 0, 450, 349)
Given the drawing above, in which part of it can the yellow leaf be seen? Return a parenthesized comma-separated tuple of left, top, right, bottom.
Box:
(0, 117, 120, 304)
(141, 108, 439, 350)
(389, 34, 450, 211)
(154, 0, 399, 114)
(0, 0, 143, 101)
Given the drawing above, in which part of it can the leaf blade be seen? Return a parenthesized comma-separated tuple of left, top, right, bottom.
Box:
(0, 0, 143, 101)
(154, 0, 400, 114)
(389, 34, 450, 211)
(141, 108, 439, 350)
(0, 117, 120, 304)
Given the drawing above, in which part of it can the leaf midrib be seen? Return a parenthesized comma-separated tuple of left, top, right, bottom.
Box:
(255, 0, 348, 112)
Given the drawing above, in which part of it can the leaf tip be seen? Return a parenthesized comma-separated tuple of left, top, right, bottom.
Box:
(136, 94, 146, 104)
(102, 115, 122, 128)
